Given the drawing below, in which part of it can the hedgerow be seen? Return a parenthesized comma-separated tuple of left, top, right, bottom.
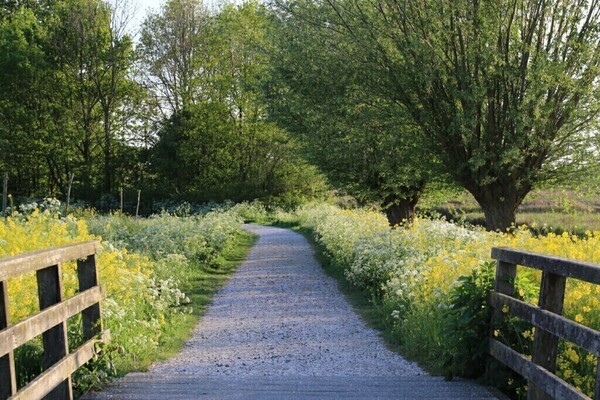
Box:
(295, 203, 600, 397)
(0, 205, 243, 396)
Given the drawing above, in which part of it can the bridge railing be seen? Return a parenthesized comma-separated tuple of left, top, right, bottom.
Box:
(487, 247, 600, 400)
(0, 241, 109, 400)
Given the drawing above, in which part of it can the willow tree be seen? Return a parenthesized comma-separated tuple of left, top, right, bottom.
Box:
(270, 1, 435, 225)
(284, 0, 600, 230)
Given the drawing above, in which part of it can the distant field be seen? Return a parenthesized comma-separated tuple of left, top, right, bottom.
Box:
(429, 189, 600, 234)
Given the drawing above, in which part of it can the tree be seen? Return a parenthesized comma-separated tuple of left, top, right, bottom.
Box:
(292, 0, 600, 230)
(49, 0, 137, 197)
(0, 6, 64, 197)
(0, 1, 141, 201)
(147, 1, 327, 204)
(138, 0, 213, 115)
(94, 0, 136, 194)
(269, 2, 436, 224)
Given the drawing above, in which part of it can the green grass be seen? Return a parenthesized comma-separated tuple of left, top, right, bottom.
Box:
(430, 188, 600, 234)
(126, 230, 258, 371)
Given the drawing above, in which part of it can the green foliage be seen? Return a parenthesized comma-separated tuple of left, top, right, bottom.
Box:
(443, 262, 495, 380)
(88, 209, 242, 265)
(442, 260, 536, 398)
(230, 200, 271, 224)
(269, 2, 436, 223)
(138, 0, 211, 113)
(275, 0, 600, 230)
(0, 7, 56, 195)
(141, 1, 327, 205)
(293, 203, 600, 397)
(14, 341, 44, 389)
(0, 0, 141, 201)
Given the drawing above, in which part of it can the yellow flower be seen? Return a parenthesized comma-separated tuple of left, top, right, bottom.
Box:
(565, 348, 580, 364)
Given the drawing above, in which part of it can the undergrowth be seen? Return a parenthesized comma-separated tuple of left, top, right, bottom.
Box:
(0, 205, 253, 398)
(277, 203, 600, 399)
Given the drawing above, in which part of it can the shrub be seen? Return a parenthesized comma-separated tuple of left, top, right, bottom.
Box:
(0, 206, 243, 395)
(87, 210, 242, 266)
(293, 204, 600, 397)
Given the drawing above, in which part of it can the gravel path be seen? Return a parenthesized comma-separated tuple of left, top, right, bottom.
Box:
(86, 225, 503, 399)
(152, 224, 423, 377)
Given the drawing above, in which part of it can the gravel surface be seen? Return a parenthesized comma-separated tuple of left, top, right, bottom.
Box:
(151, 224, 424, 377)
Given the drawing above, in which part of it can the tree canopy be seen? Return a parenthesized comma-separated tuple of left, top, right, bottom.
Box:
(1, 0, 599, 223)
(276, 0, 600, 229)
(268, 0, 449, 224)
(0, 0, 327, 209)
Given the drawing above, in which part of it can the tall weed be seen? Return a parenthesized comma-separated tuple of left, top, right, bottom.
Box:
(295, 204, 600, 397)
(0, 207, 243, 396)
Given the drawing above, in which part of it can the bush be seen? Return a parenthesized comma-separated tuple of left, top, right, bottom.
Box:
(87, 210, 242, 266)
(0, 206, 243, 395)
(292, 203, 600, 397)
(443, 262, 495, 380)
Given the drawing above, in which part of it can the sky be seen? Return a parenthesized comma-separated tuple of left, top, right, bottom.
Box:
(117, 0, 161, 35)
(112, 0, 243, 36)
(132, 0, 171, 17)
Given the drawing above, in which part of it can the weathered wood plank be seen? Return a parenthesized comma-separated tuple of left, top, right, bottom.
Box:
(489, 292, 600, 356)
(489, 339, 589, 400)
(529, 272, 566, 400)
(595, 357, 599, 400)
(486, 259, 517, 384)
(37, 265, 72, 400)
(493, 259, 517, 296)
(11, 330, 110, 400)
(83, 375, 504, 400)
(0, 286, 104, 357)
(491, 248, 600, 285)
(77, 255, 102, 339)
(0, 280, 16, 400)
(0, 241, 99, 281)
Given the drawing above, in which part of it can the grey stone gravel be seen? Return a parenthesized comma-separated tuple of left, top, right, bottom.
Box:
(151, 224, 424, 377)
(85, 224, 504, 399)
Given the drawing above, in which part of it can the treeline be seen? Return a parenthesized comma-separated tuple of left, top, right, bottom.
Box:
(269, 0, 600, 229)
(1, 0, 599, 229)
(0, 0, 325, 209)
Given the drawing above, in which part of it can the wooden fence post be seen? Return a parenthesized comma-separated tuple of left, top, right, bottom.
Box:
(486, 259, 517, 384)
(595, 357, 600, 400)
(37, 265, 72, 400)
(120, 187, 123, 214)
(65, 173, 74, 215)
(136, 189, 141, 217)
(2, 172, 7, 214)
(528, 272, 567, 400)
(77, 255, 102, 339)
(0, 280, 17, 400)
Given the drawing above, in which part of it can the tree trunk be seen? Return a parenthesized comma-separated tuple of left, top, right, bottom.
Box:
(384, 197, 418, 227)
(472, 186, 522, 231)
(481, 202, 517, 232)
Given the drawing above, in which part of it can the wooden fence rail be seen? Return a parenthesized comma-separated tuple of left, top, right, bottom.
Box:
(0, 241, 109, 400)
(487, 247, 600, 400)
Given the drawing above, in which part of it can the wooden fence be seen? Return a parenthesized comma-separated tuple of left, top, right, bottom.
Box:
(0, 241, 109, 400)
(487, 247, 600, 400)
